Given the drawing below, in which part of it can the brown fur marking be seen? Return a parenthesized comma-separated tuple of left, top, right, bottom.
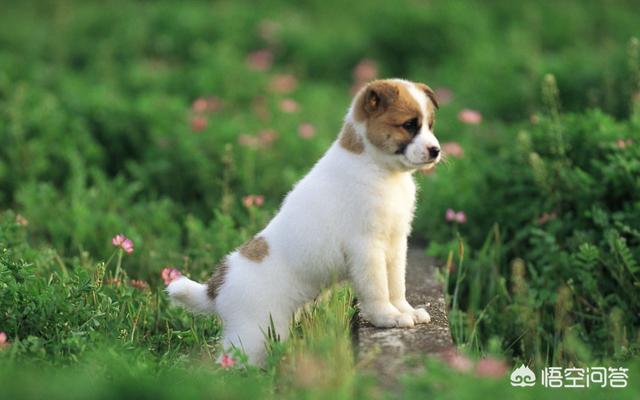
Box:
(239, 236, 269, 262)
(352, 80, 439, 155)
(207, 258, 228, 299)
(339, 123, 364, 154)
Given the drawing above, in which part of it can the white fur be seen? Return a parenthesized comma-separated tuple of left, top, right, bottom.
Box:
(168, 79, 437, 365)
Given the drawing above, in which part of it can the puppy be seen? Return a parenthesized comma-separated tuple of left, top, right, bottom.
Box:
(168, 78, 441, 365)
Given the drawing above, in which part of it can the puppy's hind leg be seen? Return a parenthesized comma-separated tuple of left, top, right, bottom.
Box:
(218, 307, 291, 366)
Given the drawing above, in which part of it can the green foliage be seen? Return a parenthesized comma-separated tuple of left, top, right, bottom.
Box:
(1, 0, 640, 397)
(423, 105, 640, 366)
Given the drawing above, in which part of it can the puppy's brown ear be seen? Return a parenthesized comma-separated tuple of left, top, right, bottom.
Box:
(358, 81, 399, 118)
(416, 83, 439, 110)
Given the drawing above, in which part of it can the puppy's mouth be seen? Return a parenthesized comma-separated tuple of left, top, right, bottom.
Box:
(403, 158, 437, 169)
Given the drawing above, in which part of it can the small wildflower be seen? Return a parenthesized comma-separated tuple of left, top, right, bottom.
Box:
(112, 234, 126, 246)
(192, 97, 222, 114)
(353, 58, 378, 83)
(192, 97, 209, 113)
(246, 49, 273, 71)
(441, 142, 464, 158)
(434, 87, 453, 105)
(220, 354, 236, 368)
(475, 357, 508, 378)
(269, 74, 298, 93)
(350, 58, 379, 94)
(258, 129, 278, 146)
(130, 279, 149, 291)
(445, 209, 466, 224)
(191, 116, 208, 132)
(530, 114, 540, 124)
(458, 109, 482, 125)
(112, 234, 134, 253)
(615, 138, 633, 149)
(298, 123, 316, 139)
(440, 348, 473, 372)
(15, 214, 28, 226)
(537, 211, 558, 225)
(446, 208, 457, 222)
(243, 195, 264, 208)
(161, 267, 182, 285)
(279, 99, 299, 113)
(0, 332, 10, 350)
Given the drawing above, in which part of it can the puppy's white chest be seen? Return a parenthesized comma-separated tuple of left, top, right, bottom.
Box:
(369, 176, 416, 236)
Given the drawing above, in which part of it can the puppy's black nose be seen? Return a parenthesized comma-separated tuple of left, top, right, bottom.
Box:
(428, 146, 440, 159)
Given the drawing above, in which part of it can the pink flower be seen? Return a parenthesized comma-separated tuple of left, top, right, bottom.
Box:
(445, 209, 466, 224)
(220, 354, 235, 368)
(475, 357, 508, 378)
(161, 267, 182, 285)
(243, 195, 254, 208)
(192, 97, 222, 114)
(15, 214, 28, 226)
(243, 195, 264, 208)
(112, 234, 134, 254)
(458, 109, 482, 125)
(0, 332, 9, 350)
(537, 211, 557, 225)
(192, 98, 209, 113)
(353, 59, 378, 83)
(191, 116, 208, 132)
(616, 139, 633, 149)
(246, 49, 273, 71)
(446, 209, 457, 222)
(279, 99, 299, 113)
(130, 279, 149, 291)
(442, 142, 464, 158)
(112, 234, 126, 246)
(439, 348, 473, 372)
(269, 74, 298, 93)
(121, 239, 134, 254)
(258, 129, 278, 146)
(298, 123, 316, 139)
(434, 87, 453, 105)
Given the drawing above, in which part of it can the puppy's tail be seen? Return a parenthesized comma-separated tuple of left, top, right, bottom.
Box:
(166, 276, 215, 314)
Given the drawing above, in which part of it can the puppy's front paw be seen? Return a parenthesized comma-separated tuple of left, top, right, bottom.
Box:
(408, 307, 431, 324)
(362, 303, 415, 328)
(367, 312, 415, 328)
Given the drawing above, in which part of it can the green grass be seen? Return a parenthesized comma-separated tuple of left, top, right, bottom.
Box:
(1, 0, 640, 398)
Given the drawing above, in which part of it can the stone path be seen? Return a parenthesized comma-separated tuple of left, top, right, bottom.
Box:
(355, 247, 453, 386)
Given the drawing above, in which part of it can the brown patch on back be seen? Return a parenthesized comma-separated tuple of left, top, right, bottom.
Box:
(239, 236, 269, 262)
(207, 258, 228, 299)
(339, 123, 364, 154)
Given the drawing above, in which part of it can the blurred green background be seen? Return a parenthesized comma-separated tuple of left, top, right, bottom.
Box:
(1, 0, 639, 398)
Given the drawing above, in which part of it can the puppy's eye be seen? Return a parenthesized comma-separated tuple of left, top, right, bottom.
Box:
(402, 118, 420, 135)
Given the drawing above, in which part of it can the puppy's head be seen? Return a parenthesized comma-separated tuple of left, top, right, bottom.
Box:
(348, 79, 441, 171)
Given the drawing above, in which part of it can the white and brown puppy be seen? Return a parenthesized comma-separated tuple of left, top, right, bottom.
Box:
(168, 78, 441, 365)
